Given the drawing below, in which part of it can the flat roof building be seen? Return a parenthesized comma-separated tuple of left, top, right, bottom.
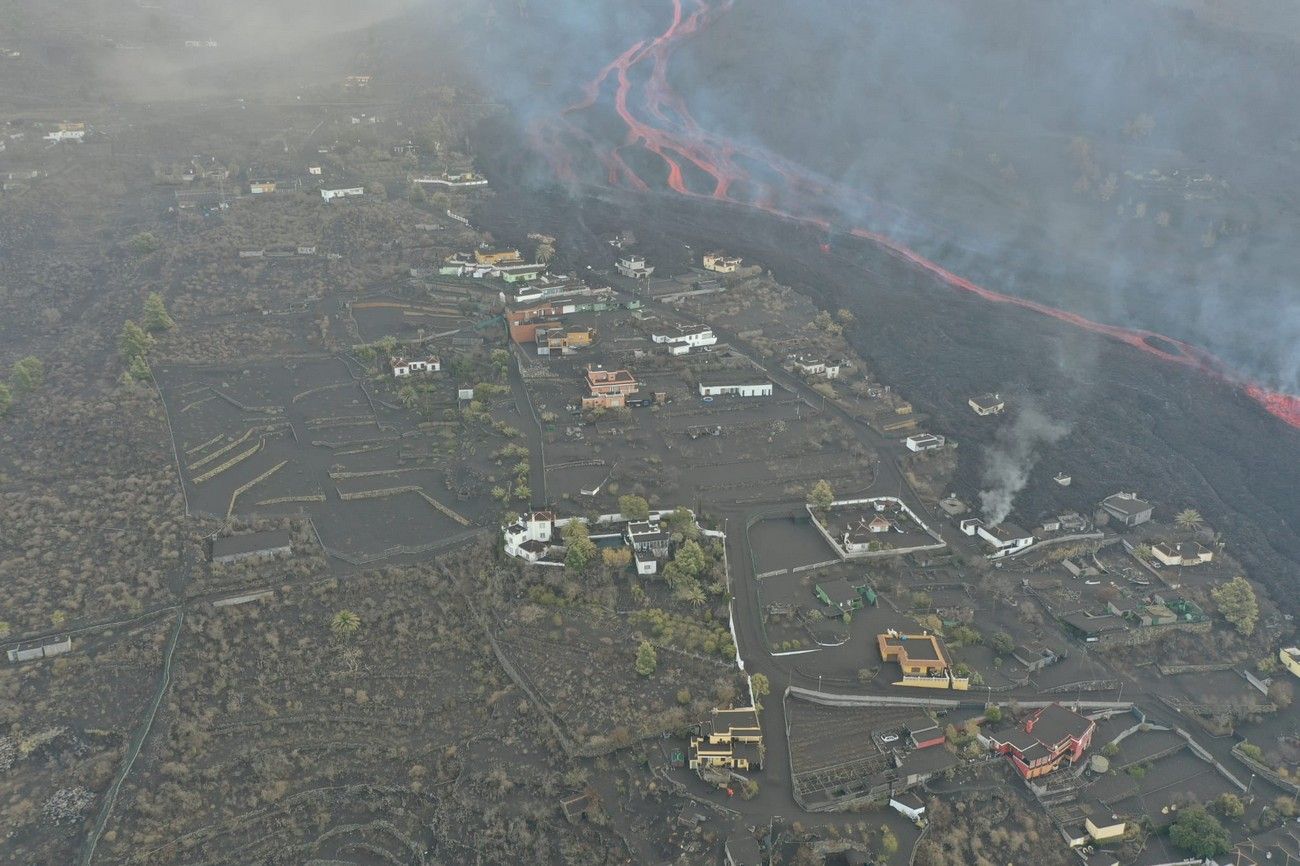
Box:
(877, 632, 949, 677)
(1101, 492, 1153, 526)
(211, 529, 293, 564)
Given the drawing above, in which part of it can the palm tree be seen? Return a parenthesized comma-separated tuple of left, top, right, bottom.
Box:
(1174, 509, 1204, 531)
(331, 610, 361, 641)
(676, 581, 707, 607)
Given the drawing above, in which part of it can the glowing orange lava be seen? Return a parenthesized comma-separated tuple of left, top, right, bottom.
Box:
(529, 0, 1300, 429)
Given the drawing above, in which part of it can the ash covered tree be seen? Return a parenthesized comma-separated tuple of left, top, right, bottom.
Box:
(618, 495, 650, 521)
(1212, 576, 1258, 635)
(751, 673, 770, 699)
(1168, 806, 1229, 859)
(635, 640, 657, 677)
(673, 539, 708, 578)
(808, 479, 834, 510)
(664, 506, 699, 540)
(989, 631, 1015, 655)
(879, 825, 899, 856)
(119, 320, 153, 362)
(0, 383, 11, 416)
(602, 547, 632, 571)
(143, 292, 175, 332)
(563, 520, 597, 573)
(10, 356, 44, 394)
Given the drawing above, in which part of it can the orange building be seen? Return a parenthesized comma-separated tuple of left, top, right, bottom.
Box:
(877, 633, 950, 677)
(507, 298, 579, 343)
(474, 247, 523, 266)
(537, 325, 595, 354)
(583, 366, 638, 409)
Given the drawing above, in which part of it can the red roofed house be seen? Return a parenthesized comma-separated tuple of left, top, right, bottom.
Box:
(988, 703, 1095, 780)
(583, 366, 638, 410)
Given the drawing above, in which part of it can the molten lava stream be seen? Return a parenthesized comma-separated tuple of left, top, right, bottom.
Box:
(543, 0, 1300, 429)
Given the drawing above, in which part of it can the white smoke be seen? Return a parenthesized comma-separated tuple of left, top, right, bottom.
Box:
(979, 405, 1071, 526)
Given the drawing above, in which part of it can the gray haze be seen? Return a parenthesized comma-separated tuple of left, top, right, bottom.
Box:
(466, 0, 1300, 396)
(978, 406, 1072, 526)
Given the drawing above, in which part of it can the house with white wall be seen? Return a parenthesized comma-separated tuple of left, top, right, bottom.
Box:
(390, 355, 441, 377)
(904, 433, 945, 452)
(698, 377, 772, 397)
(321, 187, 365, 202)
(651, 323, 717, 355)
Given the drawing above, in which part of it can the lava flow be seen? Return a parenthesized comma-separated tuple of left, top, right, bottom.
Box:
(528, 0, 1300, 430)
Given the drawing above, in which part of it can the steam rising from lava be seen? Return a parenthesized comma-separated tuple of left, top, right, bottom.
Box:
(522, 0, 1300, 430)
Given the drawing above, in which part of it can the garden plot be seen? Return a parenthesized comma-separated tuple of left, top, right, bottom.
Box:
(350, 296, 467, 342)
(158, 358, 489, 560)
(493, 604, 744, 755)
(786, 699, 915, 776)
(1086, 748, 1238, 830)
(750, 516, 839, 575)
(754, 564, 916, 662)
(1153, 668, 1274, 734)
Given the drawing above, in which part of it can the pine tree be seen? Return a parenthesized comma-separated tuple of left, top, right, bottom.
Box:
(635, 640, 657, 677)
(119, 320, 154, 362)
(1212, 576, 1258, 635)
(673, 539, 708, 577)
(143, 292, 175, 332)
(10, 356, 44, 394)
(808, 479, 834, 510)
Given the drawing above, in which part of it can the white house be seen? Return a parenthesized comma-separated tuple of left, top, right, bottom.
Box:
(904, 433, 945, 452)
(698, 380, 773, 398)
(321, 187, 365, 202)
(308, 165, 323, 175)
(792, 355, 842, 379)
(1151, 541, 1213, 567)
(963, 519, 1035, 558)
(703, 252, 742, 273)
(633, 546, 658, 575)
(889, 792, 926, 823)
(503, 511, 559, 562)
(651, 324, 717, 355)
(841, 514, 895, 552)
(390, 355, 441, 377)
(616, 255, 654, 279)
(968, 393, 1005, 415)
(43, 128, 86, 143)
(626, 521, 671, 558)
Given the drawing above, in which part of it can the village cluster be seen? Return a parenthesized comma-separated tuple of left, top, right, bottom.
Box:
(5, 89, 1296, 866)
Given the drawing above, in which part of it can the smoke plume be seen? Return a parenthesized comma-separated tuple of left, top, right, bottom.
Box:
(978, 405, 1071, 526)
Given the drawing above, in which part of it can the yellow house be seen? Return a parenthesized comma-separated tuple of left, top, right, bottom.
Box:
(689, 706, 763, 774)
(1086, 817, 1127, 843)
(878, 633, 949, 677)
(1281, 647, 1300, 678)
(708, 707, 762, 743)
(474, 248, 523, 266)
